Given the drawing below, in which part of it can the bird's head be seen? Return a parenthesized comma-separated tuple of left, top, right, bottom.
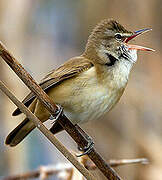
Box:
(84, 19, 154, 66)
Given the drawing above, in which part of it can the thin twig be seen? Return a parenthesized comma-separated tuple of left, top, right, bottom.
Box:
(0, 41, 122, 180)
(2, 158, 148, 180)
(108, 158, 149, 167)
(2, 164, 72, 180)
(85, 158, 149, 170)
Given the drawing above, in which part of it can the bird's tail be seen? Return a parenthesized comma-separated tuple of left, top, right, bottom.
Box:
(5, 118, 35, 146)
(5, 99, 38, 147)
(5, 98, 64, 146)
(50, 121, 64, 134)
(5, 118, 64, 146)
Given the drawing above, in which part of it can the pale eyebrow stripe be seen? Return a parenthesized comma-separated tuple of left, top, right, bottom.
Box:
(105, 31, 131, 37)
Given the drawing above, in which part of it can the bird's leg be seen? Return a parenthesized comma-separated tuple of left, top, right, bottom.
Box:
(75, 125, 94, 157)
(49, 104, 63, 122)
(50, 106, 94, 157)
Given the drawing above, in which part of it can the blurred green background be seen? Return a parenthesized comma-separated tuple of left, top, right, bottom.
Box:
(0, 0, 162, 179)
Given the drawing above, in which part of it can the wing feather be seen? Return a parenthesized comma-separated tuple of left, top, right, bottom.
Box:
(12, 57, 93, 116)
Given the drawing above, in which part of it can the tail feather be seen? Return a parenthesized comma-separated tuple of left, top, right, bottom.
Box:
(50, 121, 64, 134)
(5, 118, 35, 147)
(6, 98, 64, 146)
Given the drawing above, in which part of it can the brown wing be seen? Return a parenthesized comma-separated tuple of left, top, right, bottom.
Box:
(12, 56, 93, 116)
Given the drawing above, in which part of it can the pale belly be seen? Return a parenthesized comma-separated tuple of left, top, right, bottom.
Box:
(48, 66, 127, 125)
(63, 87, 123, 124)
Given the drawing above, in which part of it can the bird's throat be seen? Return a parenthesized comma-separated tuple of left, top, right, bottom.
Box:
(105, 53, 118, 66)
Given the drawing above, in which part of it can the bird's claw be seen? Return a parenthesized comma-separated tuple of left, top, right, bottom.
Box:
(76, 136, 94, 157)
(49, 105, 63, 122)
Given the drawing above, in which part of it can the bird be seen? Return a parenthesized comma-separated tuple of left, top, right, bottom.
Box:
(5, 19, 154, 147)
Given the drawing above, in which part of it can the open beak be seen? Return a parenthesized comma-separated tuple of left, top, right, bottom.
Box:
(124, 28, 155, 52)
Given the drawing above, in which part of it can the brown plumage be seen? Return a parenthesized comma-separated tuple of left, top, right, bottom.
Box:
(5, 19, 153, 146)
(6, 57, 93, 146)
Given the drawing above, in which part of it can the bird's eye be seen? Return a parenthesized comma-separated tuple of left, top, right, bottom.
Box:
(115, 33, 122, 40)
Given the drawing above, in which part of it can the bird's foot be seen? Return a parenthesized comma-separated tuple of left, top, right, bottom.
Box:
(76, 136, 94, 157)
(49, 105, 63, 122)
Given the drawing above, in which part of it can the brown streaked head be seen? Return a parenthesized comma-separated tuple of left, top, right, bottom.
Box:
(84, 19, 154, 66)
